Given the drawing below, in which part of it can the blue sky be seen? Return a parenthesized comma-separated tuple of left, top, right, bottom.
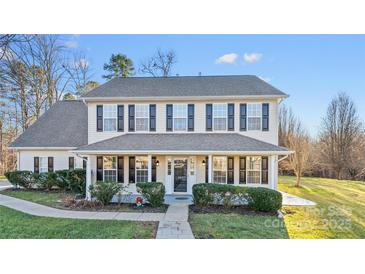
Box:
(63, 35, 365, 136)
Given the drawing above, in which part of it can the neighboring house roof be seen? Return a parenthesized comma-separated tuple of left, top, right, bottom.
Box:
(75, 133, 289, 154)
(82, 75, 288, 99)
(10, 100, 88, 148)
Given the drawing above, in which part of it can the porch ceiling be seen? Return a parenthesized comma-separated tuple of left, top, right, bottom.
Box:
(74, 133, 290, 155)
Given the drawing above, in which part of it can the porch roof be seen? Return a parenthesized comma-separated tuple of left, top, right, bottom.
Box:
(74, 133, 290, 155)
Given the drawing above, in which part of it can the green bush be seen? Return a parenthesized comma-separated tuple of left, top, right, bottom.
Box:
(68, 169, 86, 195)
(136, 182, 165, 207)
(54, 170, 70, 191)
(34, 172, 58, 191)
(5, 171, 35, 188)
(192, 183, 282, 212)
(90, 181, 122, 205)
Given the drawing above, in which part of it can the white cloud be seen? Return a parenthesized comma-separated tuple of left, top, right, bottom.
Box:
(258, 76, 272, 83)
(64, 40, 78, 48)
(243, 53, 263, 63)
(215, 53, 238, 64)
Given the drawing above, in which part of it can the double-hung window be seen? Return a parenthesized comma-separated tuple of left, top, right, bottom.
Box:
(213, 104, 227, 131)
(247, 103, 262, 130)
(136, 156, 148, 183)
(103, 156, 117, 182)
(213, 156, 227, 184)
(135, 104, 149, 131)
(39, 157, 48, 173)
(173, 104, 187, 131)
(247, 156, 261, 184)
(103, 105, 117, 132)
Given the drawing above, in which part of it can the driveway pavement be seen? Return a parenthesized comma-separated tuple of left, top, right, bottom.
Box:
(280, 191, 316, 206)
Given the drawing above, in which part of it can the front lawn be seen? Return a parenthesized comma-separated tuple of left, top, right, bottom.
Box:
(279, 176, 365, 239)
(2, 189, 70, 207)
(0, 205, 157, 239)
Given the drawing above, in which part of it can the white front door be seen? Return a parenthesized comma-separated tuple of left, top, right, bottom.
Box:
(165, 156, 196, 194)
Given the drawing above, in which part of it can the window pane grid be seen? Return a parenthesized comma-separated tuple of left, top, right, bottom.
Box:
(136, 156, 148, 183)
(135, 105, 149, 131)
(213, 104, 227, 131)
(247, 104, 261, 130)
(246, 156, 261, 184)
(103, 156, 117, 182)
(213, 156, 227, 184)
(40, 157, 48, 173)
(173, 104, 187, 131)
(103, 105, 117, 131)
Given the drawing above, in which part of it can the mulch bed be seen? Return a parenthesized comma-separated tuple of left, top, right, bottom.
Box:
(57, 203, 168, 213)
(189, 205, 277, 216)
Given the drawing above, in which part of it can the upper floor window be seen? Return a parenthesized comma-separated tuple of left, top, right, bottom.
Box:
(247, 103, 261, 130)
(173, 104, 187, 131)
(135, 104, 149, 131)
(213, 103, 227, 131)
(213, 156, 227, 183)
(103, 105, 117, 132)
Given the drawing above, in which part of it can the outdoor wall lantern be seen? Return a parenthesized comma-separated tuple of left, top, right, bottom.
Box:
(202, 160, 206, 166)
(156, 160, 160, 166)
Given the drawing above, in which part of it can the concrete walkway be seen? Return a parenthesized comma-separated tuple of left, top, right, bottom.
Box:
(280, 191, 316, 206)
(156, 204, 194, 239)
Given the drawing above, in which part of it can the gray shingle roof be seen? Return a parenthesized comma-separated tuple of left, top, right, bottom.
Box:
(82, 75, 288, 98)
(10, 101, 88, 148)
(75, 133, 289, 153)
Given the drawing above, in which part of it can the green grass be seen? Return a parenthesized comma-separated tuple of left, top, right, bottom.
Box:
(279, 176, 365, 239)
(0, 205, 156, 239)
(2, 189, 69, 207)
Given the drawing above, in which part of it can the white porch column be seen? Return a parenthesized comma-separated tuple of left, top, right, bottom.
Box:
(85, 156, 92, 200)
(147, 154, 152, 182)
(208, 154, 213, 183)
(269, 155, 277, 190)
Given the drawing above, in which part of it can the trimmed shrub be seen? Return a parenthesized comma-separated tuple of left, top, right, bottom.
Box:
(34, 172, 58, 191)
(54, 170, 70, 191)
(192, 183, 282, 212)
(90, 181, 122, 205)
(68, 169, 86, 195)
(5, 171, 35, 189)
(136, 182, 165, 207)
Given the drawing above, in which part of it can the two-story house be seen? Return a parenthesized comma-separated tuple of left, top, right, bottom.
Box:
(10, 75, 290, 200)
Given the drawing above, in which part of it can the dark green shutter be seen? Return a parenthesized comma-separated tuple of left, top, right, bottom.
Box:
(227, 157, 234, 184)
(34, 157, 39, 174)
(205, 156, 209, 183)
(48, 157, 54, 172)
(228, 104, 235, 131)
(117, 156, 124, 183)
(239, 157, 246, 184)
(117, 105, 124, 132)
(97, 156, 103, 181)
(69, 157, 74, 171)
(128, 105, 135, 132)
(129, 156, 135, 183)
(83, 157, 87, 170)
(152, 156, 157, 182)
(150, 104, 156, 131)
(262, 156, 269, 184)
(240, 104, 247, 131)
(188, 104, 194, 131)
(206, 104, 212, 131)
(97, 105, 103, 131)
(262, 103, 269, 131)
(166, 104, 173, 131)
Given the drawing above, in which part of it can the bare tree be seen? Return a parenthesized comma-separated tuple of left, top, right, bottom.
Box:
(279, 104, 312, 187)
(319, 93, 362, 180)
(139, 49, 177, 77)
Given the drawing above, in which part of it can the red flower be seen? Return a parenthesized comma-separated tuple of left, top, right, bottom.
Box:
(136, 197, 143, 203)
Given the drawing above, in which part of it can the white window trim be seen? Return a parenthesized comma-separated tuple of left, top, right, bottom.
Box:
(212, 156, 228, 184)
(135, 104, 150, 132)
(39, 157, 48, 173)
(103, 156, 117, 182)
(135, 156, 149, 183)
(247, 103, 262, 131)
(246, 156, 262, 184)
(173, 104, 188, 132)
(212, 103, 228, 132)
(103, 104, 117, 132)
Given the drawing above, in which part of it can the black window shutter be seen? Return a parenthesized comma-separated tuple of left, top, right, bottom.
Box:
(48, 157, 54, 172)
(166, 104, 173, 131)
(188, 104, 194, 131)
(240, 104, 247, 131)
(205, 156, 209, 183)
(228, 103, 235, 131)
(227, 157, 234, 184)
(97, 105, 103, 132)
(150, 104, 156, 131)
(34, 157, 39, 174)
(83, 157, 87, 170)
(117, 105, 124, 132)
(206, 104, 212, 131)
(129, 156, 135, 183)
(69, 157, 75, 171)
(262, 156, 269, 184)
(152, 156, 157, 182)
(117, 156, 124, 183)
(96, 156, 103, 181)
(239, 157, 246, 184)
(262, 103, 269, 131)
(128, 105, 135, 132)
